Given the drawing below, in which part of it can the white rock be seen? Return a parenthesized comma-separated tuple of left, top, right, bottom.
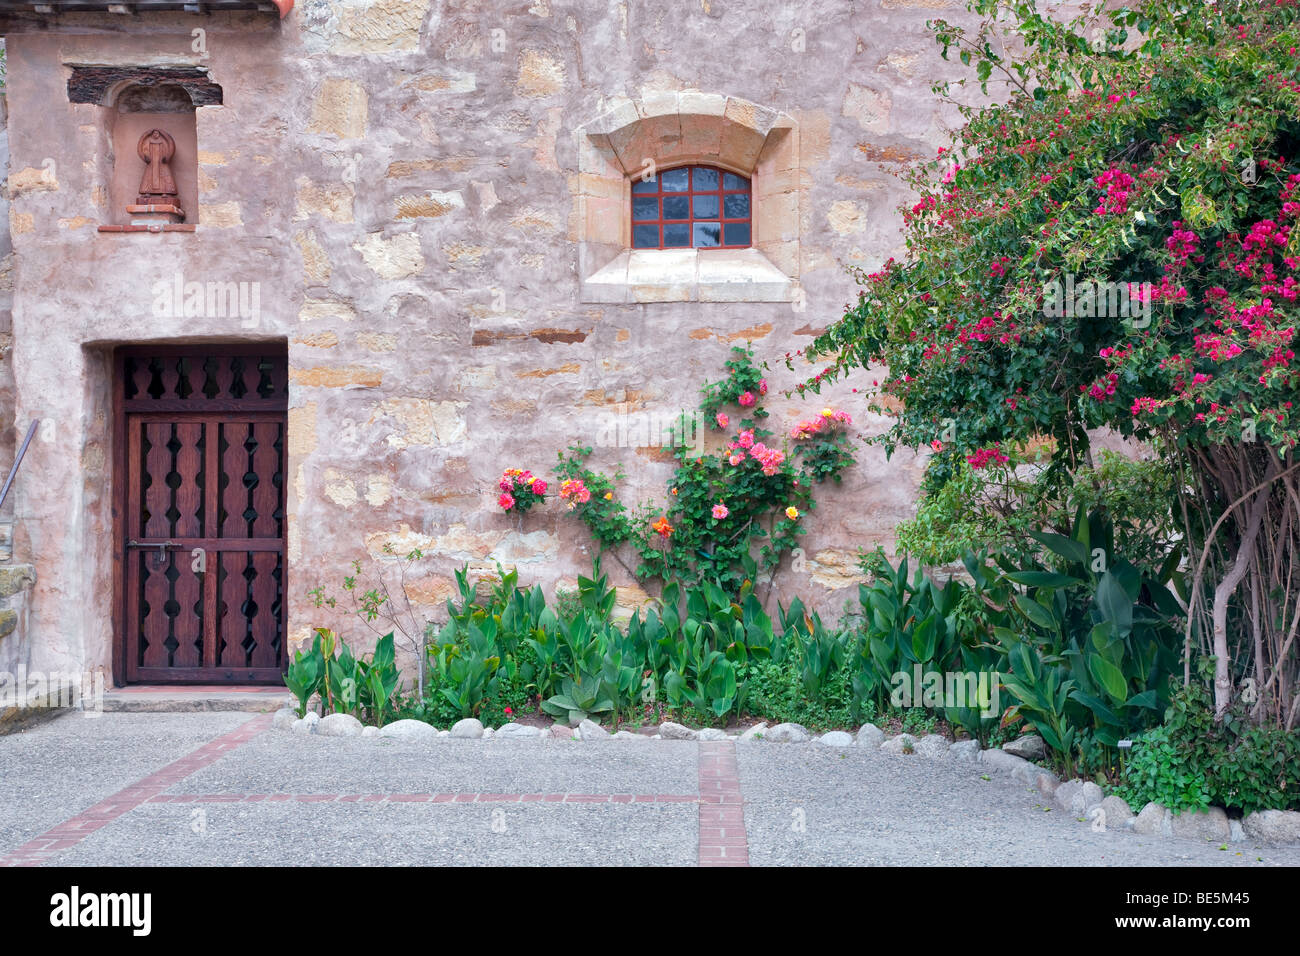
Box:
(659, 721, 698, 740)
(855, 723, 885, 748)
(1133, 802, 1171, 836)
(1099, 795, 1134, 829)
(450, 717, 484, 739)
(578, 719, 610, 740)
(1070, 782, 1105, 815)
(949, 739, 981, 762)
(914, 734, 950, 758)
(981, 748, 1031, 775)
(1002, 733, 1047, 761)
(880, 733, 917, 754)
(361, 726, 379, 738)
(696, 728, 729, 741)
(611, 730, 643, 740)
(481, 728, 494, 740)
(739, 723, 767, 742)
(1230, 819, 1246, 843)
(1053, 779, 1084, 812)
(817, 731, 854, 747)
(1242, 809, 1300, 845)
(1016, 763, 1059, 787)
(1170, 806, 1230, 842)
(438, 730, 450, 738)
(765, 722, 812, 743)
(317, 713, 363, 738)
(495, 722, 543, 739)
(378, 719, 438, 740)
(292, 712, 319, 735)
(272, 707, 298, 731)
(1037, 774, 1060, 799)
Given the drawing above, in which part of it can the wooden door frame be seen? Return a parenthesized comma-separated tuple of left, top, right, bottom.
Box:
(111, 344, 289, 686)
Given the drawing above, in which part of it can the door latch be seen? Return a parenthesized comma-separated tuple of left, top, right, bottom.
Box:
(126, 539, 181, 569)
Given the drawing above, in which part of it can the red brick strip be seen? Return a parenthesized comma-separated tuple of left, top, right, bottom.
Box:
(2, 720, 748, 868)
(0, 713, 271, 867)
(144, 792, 700, 804)
(697, 741, 749, 866)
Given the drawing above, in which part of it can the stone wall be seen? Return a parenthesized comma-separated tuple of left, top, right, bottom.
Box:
(0, 0, 1005, 678)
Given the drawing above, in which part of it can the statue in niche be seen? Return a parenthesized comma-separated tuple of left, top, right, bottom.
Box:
(136, 128, 178, 205)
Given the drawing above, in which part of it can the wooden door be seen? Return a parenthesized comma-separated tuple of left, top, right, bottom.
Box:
(116, 347, 288, 684)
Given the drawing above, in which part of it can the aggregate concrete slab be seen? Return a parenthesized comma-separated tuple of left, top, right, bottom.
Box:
(735, 743, 1300, 866)
(171, 733, 700, 797)
(0, 711, 252, 854)
(50, 802, 698, 867)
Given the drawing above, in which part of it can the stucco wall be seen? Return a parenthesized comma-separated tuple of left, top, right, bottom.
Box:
(0, 0, 1001, 678)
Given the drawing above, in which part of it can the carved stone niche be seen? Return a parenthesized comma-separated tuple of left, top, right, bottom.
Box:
(101, 79, 203, 230)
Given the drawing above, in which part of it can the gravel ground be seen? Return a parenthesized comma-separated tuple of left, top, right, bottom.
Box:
(736, 743, 1300, 866)
(4, 713, 1298, 866)
(53, 802, 698, 867)
(171, 732, 700, 796)
(0, 711, 250, 853)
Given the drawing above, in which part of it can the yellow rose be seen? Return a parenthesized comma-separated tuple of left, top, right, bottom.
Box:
(821, 408, 834, 418)
(786, 506, 800, 520)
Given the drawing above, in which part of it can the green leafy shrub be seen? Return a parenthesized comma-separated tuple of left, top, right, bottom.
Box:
(1116, 669, 1300, 815)
(284, 628, 400, 727)
(896, 448, 1180, 571)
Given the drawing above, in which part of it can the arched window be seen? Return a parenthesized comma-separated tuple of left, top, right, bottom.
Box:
(631, 165, 752, 249)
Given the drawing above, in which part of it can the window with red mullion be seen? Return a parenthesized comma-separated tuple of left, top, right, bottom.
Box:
(630, 165, 752, 250)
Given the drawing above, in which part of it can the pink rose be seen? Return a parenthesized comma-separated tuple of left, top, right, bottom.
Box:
(532, 480, 547, 496)
(716, 412, 730, 428)
(712, 503, 729, 520)
(738, 391, 756, 407)
(498, 492, 515, 510)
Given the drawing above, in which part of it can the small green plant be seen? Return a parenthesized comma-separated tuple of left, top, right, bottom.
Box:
(282, 627, 401, 726)
(1116, 663, 1300, 815)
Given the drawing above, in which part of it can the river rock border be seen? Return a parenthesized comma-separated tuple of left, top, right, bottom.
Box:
(272, 710, 1300, 848)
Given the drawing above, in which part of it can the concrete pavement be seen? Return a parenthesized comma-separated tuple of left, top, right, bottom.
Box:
(2, 712, 1298, 867)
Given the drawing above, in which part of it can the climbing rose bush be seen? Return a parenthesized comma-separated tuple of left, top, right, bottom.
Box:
(498, 468, 547, 514)
(556, 346, 856, 595)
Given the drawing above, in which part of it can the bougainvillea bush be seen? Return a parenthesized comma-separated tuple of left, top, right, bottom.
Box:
(556, 347, 857, 596)
(801, 0, 1300, 726)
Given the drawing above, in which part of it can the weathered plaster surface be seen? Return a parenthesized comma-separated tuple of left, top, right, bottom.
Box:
(0, 0, 1005, 676)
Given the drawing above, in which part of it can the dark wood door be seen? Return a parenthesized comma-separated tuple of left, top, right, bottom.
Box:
(117, 347, 288, 684)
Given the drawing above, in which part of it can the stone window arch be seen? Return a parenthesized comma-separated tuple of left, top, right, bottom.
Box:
(575, 91, 800, 303)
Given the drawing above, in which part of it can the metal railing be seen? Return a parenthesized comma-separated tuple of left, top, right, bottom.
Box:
(0, 420, 39, 513)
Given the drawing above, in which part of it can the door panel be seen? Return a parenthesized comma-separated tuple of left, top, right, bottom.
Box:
(119, 349, 287, 684)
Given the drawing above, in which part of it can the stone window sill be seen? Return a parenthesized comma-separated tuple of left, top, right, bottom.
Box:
(582, 248, 793, 304)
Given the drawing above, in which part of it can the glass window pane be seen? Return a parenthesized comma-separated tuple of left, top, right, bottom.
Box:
(724, 194, 750, 218)
(724, 222, 751, 246)
(693, 222, 721, 247)
(662, 195, 689, 220)
(661, 168, 689, 192)
(631, 177, 659, 194)
(633, 197, 659, 221)
(692, 167, 719, 191)
(693, 194, 719, 219)
(633, 224, 660, 248)
(663, 223, 691, 247)
(723, 172, 748, 190)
